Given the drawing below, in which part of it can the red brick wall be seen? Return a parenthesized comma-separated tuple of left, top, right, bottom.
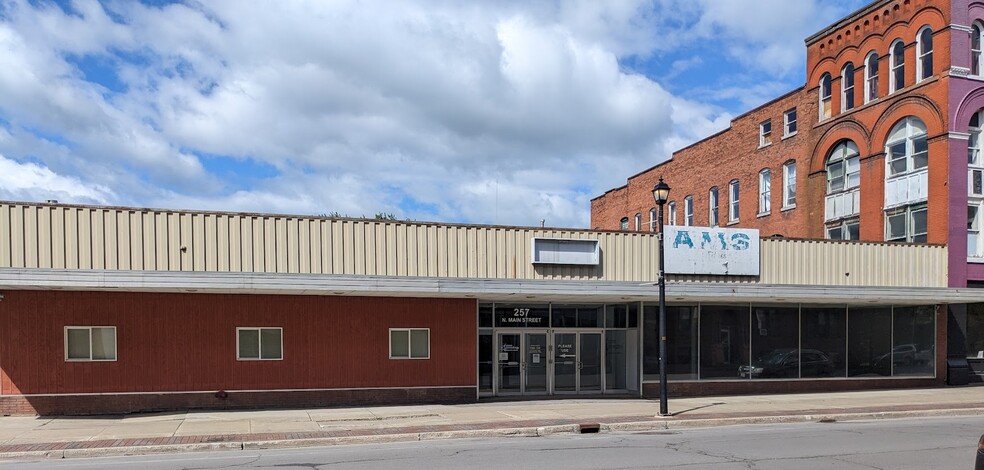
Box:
(0, 291, 477, 397)
(593, 0, 953, 244)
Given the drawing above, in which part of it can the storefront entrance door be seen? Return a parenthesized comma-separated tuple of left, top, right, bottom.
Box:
(553, 331, 602, 393)
(496, 332, 548, 395)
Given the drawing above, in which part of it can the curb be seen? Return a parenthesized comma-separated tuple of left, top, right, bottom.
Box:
(3, 408, 983, 461)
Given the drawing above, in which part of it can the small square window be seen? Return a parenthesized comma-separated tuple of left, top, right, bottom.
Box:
(65, 326, 117, 361)
(237, 327, 283, 360)
(759, 120, 772, 147)
(390, 328, 430, 359)
(783, 109, 797, 137)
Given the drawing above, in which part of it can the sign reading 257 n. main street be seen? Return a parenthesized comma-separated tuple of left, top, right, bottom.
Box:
(662, 226, 760, 276)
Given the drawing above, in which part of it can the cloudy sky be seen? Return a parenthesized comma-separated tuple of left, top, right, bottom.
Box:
(0, 0, 868, 227)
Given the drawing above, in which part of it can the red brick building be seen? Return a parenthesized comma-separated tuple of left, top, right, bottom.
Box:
(592, 0, 978, 288)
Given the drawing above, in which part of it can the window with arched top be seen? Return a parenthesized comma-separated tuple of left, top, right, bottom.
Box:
(974, 23, 983, 76)
(841, 62, 855, 111)
(865, 52, 879, 103)
(824, 141, 860, 240)
(619, 217, 629, 231)
(884, 117, 928, 243)
(782, 161, 796, 209)
(684, 196, 693, 226)
(890, 40, 905, 93)
(667, 202, 677, 226)
(819, 73, 832, 119)
(634, 212, 642, 231)
(708, 187, 719, 227)
(649, 207, 657, 232)
(969, 110, 984, 257)
(728, 180, 740, 222)
(758, 169, 772, 215)
(916, 27, 933, 82)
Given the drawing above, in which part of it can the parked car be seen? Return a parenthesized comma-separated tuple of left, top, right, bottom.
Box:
(739, 348, 834, 378)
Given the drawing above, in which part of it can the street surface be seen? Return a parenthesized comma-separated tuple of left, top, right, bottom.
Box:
(5, 415, 983, 469)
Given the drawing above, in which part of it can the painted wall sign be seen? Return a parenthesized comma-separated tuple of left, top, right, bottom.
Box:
(662, 226, 760, 276)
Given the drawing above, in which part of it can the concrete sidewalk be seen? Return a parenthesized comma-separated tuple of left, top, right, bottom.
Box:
(2, 386, 984, 460)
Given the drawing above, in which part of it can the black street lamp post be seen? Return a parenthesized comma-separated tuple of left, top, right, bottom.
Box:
(651, 177, 671, 416)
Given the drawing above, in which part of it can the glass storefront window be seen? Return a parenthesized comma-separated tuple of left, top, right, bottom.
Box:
(969, 304, 984, 359)
(801, 306, 847, 378)
(478, 332, 493, 392)
(605, 330, 627, 390)
(643, 305, 699, 381)
(699, 304, 750, 380)
(479, 304, 493, 328)
(892, 305, 935, 377)
(744, 306, 800, 379)
(848, 306, 893, 376)
(605, 305, 627, 329)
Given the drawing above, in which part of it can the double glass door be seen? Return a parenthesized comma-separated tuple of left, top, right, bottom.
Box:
(495, 331, 601, 395)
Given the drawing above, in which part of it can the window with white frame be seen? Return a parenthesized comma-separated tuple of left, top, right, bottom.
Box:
(390, 328, 429, 359)
(969, 110, 984, 257)
(758, 169, 771, 215)
(916, 27, 933, 82)
(886, 117, 928, 179)
(819, 73, 832, 120)
(841, 62, 855, 111)
(970, 205, 982, 257)
(237, 327, 283, 360)
(886, 204, 927, 243)
(974, 23, 983, 76)
(65, 326, 117, 361)
(759, 120, 772, 147)
(649, 208, 657, 232)
(865, 51, 879, 103)
(708, 187, 719, 226)
(634, 212, 642, 231)
(783, 108, 797, 137)
(890, 40, 905, 93)
(684, 196, 693, 226)
(827, 218, 860, 240)
(668, 202, 677, 226)
(728, 180, 740, 222)
(782, 161, 796, 208)
(826, 140, 860, 194)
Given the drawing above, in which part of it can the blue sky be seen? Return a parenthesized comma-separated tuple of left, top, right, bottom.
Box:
(0, 0, 869, 227)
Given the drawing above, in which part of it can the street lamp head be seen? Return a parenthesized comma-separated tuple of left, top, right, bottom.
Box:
(652, 177, 671, 206)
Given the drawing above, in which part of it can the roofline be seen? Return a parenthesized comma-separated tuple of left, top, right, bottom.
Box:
(805, 0, 889, 45)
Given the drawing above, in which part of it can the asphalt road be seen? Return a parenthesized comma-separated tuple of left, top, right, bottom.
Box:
(6, 415, 984, 469)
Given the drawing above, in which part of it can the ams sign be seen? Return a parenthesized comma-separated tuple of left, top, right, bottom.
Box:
(662, 226, 760, 276)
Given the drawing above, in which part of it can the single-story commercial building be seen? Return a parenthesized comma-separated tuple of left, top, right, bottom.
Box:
(0, 201, 981, 415)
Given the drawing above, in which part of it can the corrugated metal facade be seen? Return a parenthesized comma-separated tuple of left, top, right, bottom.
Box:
(0, 202, 947, 287)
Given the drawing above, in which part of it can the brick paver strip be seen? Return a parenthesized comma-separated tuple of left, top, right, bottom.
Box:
(1, 401, 981, 455)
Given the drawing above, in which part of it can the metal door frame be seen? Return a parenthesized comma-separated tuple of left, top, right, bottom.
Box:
(552, 329, 605, 394)
(494, 330, 550, 396)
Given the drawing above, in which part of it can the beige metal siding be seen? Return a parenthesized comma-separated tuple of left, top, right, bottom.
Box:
(0, 203, 947, 287)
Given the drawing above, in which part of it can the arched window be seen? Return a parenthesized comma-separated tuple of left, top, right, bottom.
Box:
(708, 187, 719, 227)
(841, 62, 855, 111)
(782, 161, 796, 208)
(865, 52, 879, 103)
(826, 141, 860, 194)
(667, 202, 677, 226)
(973, 23, 983, 76)
(819, 73, 832, 119)
(684, 196, 693, 226)
(825, 140, 860, 240)
(758, 169, 772, 214)
(634, 212, 642, 231)
(884, 117, 928, 243)
(969, 111, 984, 257)
(885, 117, 928, 178)
(728, 180, 740, 222)
(890, 40, 905, 93)
(916, 27, 933, 82)
(619, 217, 629, 231)
(649, 207, 657, 232)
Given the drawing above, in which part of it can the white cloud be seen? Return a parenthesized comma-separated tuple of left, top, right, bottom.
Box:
(0, 154, 114, 203)
(0, 0, 865, 227)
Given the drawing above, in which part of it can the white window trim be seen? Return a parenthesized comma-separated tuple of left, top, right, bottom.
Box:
(885, 204, 928, 243)
(684, 196, 693, 226)
(916, 26, 933, 82)
(648, 208, 657, 232)
(841, 63, 855, 112)
(634, 212, 642, 231)
(885, 117, 928, 181)
(728, 180, 740, 223)
(667, 202, 677, 226)
(64, 326, 117, 362)
(758, 169, 772, 216)
(236, 327, 284, 361)
(969, 201, 983, 259)
(890, 39, 905, 93)
(826, 217, 860, 240)
(973, 23, 983, 77)
(759, 120, 772, 148)
(389, 328, 431, 360)
(708, 187, 719, 227)
(826, 141, 861, 195)
(782, 161, 797, 210)
(865, 51, 879, 103)
(782, 109, 797, 138)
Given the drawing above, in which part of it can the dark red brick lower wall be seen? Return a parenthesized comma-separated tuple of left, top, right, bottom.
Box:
(0, 387, 476, 416)
(643, 378, 942, 398)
